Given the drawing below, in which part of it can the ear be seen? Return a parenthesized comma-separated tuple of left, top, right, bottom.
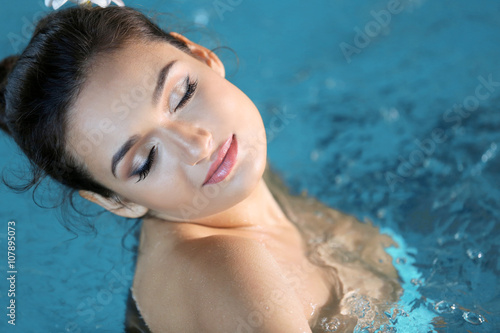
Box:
(78, 190, 148, 219)
(170, 32, 225, 78)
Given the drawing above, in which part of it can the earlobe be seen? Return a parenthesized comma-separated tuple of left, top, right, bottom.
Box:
(78, 190, 148, 219)
(170, 32, 225, 78)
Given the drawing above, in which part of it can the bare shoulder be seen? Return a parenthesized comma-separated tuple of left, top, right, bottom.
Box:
(133, 234, 312, 333)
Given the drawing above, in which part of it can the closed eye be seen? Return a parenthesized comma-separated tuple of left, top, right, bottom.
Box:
(174, 76, 198, 112)
(131, 145, 157, 182)
(128, 76, 197, 182)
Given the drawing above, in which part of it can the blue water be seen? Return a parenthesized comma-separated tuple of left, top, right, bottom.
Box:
(1, 0, 499, 332)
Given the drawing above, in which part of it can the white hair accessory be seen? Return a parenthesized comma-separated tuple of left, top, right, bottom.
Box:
(45, 0, 125, 10)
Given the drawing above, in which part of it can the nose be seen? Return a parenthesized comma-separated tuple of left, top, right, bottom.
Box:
(163, 120, 213, 166)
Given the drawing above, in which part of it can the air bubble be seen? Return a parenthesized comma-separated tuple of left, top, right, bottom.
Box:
(466, 249, 484, 260)
(325, 78, 337, 89)
(462, 311, 485, 325)
(320, 317, 341, 332)
(396, 257, 407, 265)
(377, 208, 386, 219)
(380, 107, 400, 122)
(335, 175, 349, 185)
(434, 301, 456, 314)
(193, 9, 209, 26)
(410, 278, 422, 286)
(310, 150, 320, 161)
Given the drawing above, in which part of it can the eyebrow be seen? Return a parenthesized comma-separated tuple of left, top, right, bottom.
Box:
(111, 135, 140, 177)
(111, 61, 177, 177)
(152, 60, 177, 105)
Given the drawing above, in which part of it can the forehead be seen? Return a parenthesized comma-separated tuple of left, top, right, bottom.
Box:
(66, 41, 183, 174)
(80, 41, 180, 105)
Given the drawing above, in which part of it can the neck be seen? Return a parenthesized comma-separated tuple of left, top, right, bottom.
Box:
(194, 178, 289, 228)
(143, 178, 290, 230)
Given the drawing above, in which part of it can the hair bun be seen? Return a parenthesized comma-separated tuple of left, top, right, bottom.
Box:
(0, 55, 18, 134)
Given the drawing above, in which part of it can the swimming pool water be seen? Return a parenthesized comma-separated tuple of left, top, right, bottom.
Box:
(0, 0, 499, 332)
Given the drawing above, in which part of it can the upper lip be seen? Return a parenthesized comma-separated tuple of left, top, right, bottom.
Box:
(203, 135, 234, 185)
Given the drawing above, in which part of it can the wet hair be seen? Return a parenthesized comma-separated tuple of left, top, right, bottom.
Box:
(0, 6, 190, 226)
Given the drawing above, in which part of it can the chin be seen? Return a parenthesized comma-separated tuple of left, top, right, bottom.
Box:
(195, 147, 267, 220)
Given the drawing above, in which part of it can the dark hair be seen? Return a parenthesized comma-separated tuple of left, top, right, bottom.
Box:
(0, 6, 190, 221)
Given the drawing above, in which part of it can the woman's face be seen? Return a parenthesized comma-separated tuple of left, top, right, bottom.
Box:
(67, 38, 267, 221)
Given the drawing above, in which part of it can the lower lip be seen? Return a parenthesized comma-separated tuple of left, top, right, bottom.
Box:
(203, 135, 238, 186)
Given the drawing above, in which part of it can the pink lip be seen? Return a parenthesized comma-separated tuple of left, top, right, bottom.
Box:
(203, 135, 238, 186)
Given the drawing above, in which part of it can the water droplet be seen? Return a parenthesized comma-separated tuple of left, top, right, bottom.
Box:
(434, 301, 456, 314)
(308, 237, 323, 245)
(314, 211, 324, 218)
(462, 311, 485, 325)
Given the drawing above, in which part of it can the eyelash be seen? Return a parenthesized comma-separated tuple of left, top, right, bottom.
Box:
(133, 146, 157, 183)
(133, 76, 198, 182)
(174, 76, 198, 112)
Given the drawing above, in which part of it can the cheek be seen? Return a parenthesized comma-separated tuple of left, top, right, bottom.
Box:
(139, 168, 192, 210)
(130, 165, 216, 220)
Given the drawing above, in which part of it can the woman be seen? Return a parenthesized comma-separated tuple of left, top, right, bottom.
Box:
(0, 5, 400, 332)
